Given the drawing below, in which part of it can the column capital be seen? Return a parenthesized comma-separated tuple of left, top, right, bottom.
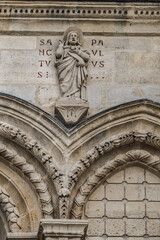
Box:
(38, 219, 88, 240)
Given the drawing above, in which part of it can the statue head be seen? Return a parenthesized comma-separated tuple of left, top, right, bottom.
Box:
(68, 31, 79, 46)
(63, 27, 83, 46)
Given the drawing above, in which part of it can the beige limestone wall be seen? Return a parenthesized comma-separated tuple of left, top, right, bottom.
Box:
(84, 166, 160, 239)
(0, 34, 159, 117)
(0, 1, 159, 118)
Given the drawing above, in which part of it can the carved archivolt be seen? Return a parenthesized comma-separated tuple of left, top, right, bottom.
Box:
(0, 144, 54, 217)
(68, 131, 160, 189)
(71, 149, 160, 218)
(0, 122, 63, 188)
(0, 122, 71, 218)
(0, 186, 21, 232)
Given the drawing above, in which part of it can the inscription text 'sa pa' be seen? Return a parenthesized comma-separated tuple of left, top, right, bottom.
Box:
(55, 27, 90, 127)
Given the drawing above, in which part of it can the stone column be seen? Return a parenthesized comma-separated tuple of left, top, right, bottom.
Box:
(38, 219, 88, 240)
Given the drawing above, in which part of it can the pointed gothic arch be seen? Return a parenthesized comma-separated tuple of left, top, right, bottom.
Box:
(1, 93, 160, 237)
(71, 149, 160, 218)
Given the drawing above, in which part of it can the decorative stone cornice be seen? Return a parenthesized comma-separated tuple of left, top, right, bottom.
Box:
(0, 2, 159, 21)
(71, 149, 160, 219)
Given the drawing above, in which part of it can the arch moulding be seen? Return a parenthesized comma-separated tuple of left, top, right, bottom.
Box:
(71, 149, 160, 219)
(1, 94, 160, 238)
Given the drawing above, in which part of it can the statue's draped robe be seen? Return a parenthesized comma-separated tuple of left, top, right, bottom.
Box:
(55, 47, 89, 100)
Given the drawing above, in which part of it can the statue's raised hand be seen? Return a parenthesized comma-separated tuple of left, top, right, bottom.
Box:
(58, 40, 63, 47)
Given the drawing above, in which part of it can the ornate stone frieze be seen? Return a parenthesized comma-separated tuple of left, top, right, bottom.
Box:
(0, 2, 159, 20)
(0, 186, 21, 232)
(55, 27, 90, 127)
(71, 149, 160, 219)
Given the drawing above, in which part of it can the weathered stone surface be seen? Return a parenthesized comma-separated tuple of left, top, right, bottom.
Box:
(106, 202, 124, 218)
(126, 219, 145, 236)
(146, 185, 160, 201)
(106, 184, 124, 200)
(106, 219, 125, 236)
(87, 219, 104, 236)
(83, 166, 160, 239)
(125, 184, 145, 201)
(85, 201, 104, 218)
(0, 36, 36, 50)
(0, 1, 160, 239)
(126, 202, 145, 218)
(38, 219, 88, 240)
(125, 167, 144, 183)
(0, 3, 159, 117)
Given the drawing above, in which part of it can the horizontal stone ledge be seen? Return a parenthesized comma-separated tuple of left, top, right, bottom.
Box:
(7, 220, 88, 240)
(0, 19, 160, 36)
(7, 232, 38, 240)
(0, 3, 159, 20)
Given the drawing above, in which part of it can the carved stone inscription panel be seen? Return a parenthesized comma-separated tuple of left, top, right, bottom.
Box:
(84, 166, 160, 239)
(0, 35, 160, 117)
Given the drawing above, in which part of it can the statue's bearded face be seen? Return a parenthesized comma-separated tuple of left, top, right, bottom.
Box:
(68, 32, 78, 45)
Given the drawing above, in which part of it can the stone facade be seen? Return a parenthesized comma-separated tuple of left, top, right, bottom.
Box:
(0, 1, 160, 240)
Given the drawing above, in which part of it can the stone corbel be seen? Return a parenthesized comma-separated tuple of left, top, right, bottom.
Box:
(38, 219, 88, 240)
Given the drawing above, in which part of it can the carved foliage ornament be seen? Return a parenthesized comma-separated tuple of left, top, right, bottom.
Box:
(0, 144, 54, 217)
(0, 122, 67, 218)
(55, 27, 90, 127)
(0, 186, 21, 232)
(0, 122, 62, 184)
(68, 131, 160, 189)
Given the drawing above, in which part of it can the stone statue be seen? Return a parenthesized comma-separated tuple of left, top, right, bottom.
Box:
(55, 27, 90, 101)
(55, 27, 90, 127)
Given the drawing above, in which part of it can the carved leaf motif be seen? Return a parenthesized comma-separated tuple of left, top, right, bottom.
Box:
(0, 186, 22, 232)
(0, 143, 54, 218)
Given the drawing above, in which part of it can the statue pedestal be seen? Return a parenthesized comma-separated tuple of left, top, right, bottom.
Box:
(55, 98, 89, 127)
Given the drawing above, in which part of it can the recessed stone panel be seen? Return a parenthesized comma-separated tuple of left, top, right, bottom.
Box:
(85, 201, 104, 218)
(106, 184, 124, 200)
(126, 219, 145, 236)
(87, 219, 104, 236)
(106, 219, 125, 236)
(126, 202, 145, 218)
(106, 201, 124, 218)
(146, 171, 160, 184)
(146, 185, 160, 201)
(147, 219, 160, 236)
(125, 167, 144, 183)
(147, 202, 160, 218)
(125, 184, 145, 201)
(106, 171, 124, 183)
(89, 185, 105, 201)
